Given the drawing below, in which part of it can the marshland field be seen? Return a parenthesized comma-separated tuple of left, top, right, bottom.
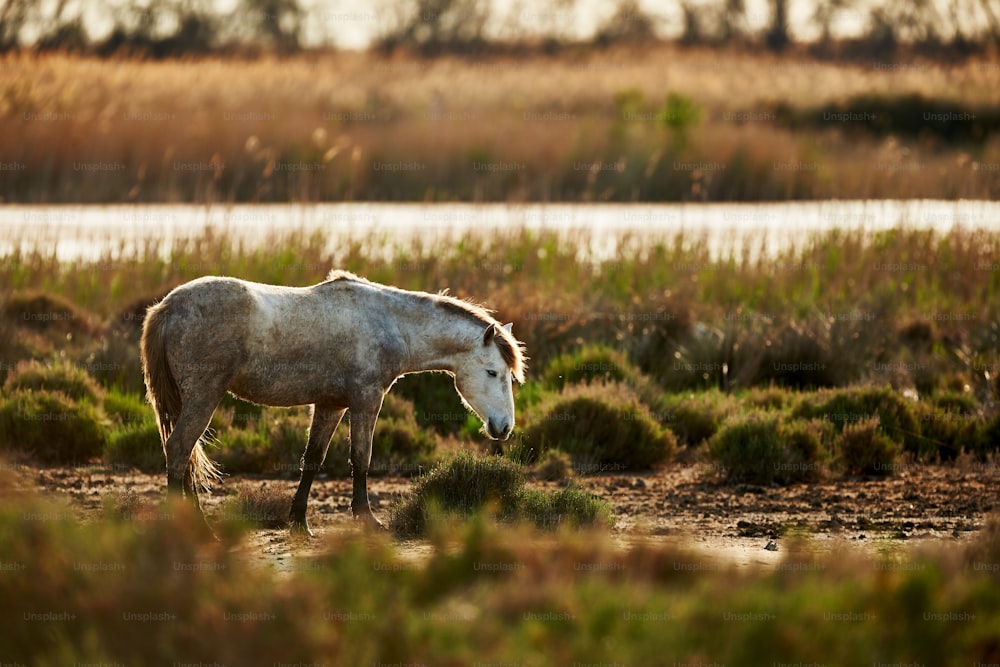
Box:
(2, 36, 1000, 666)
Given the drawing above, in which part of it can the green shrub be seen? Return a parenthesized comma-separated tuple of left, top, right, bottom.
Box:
(784, 419, 834, 480)
(388, 452, 614, 538)
(389, 452, 525, 537)
(324, 394, 441, 477)
(653, 326, 728, 392)
(79, 328, 144, 393)
(518, 486, 614, 530)
(913, 400, 981, 461)
(391, 372, 470, 437)
(4, 359, 104, 404)
(837, 417, 899, 477)
(745, 387, 793, 411)
(103, 388, 150, 427)
(977, 416, 1000, 458)
(657, 390, 737, 446)
(2, 291, 98, 336)
(104, 422, 163, 474)
(532, 449, 573, 482)
(792, 385, 922, 457)
(751, 321, 842, 389)
(522, 382, 676, 470)
(541, 344, 638, 390)
(0, 390, 107, 464)
(708, 412, 831, 485)
(929, 391, 978, 416)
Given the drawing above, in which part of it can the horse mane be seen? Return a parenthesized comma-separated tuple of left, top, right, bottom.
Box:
(325, 269, 365, 283)
(432, 297, 527, 383)
(323, 269, 527, 382)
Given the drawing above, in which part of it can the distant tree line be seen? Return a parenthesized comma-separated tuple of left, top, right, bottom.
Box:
(0, 0, 304, 56)
(2, 0, 998, 57)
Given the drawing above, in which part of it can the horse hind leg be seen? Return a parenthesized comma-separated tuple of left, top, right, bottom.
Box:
(164, 388, 227, 519)
(289, 404, 346, 537)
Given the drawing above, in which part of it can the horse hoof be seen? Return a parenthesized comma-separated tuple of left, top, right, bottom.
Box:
(353, 512, 386, 531)
(288, 519, 315, 538)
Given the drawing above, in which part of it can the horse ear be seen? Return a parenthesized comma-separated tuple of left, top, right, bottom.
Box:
(502, 322, 513, 333)
(482, 323, 499, 346)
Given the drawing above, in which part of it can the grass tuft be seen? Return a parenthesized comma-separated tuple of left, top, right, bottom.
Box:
(222, 483, 293, 529)
(388, 452, 613, 537)
(531, 449, 574, 482)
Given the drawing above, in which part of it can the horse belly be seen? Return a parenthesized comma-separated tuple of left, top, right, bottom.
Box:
(229, 348, 351, 408)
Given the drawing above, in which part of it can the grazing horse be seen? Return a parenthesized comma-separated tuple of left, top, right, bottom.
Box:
(140, 270, 526, 534)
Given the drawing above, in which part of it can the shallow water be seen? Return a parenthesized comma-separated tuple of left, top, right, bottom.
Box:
(1, 200, 996, 263)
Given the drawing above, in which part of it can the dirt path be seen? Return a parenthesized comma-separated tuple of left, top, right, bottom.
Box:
(28, 459, 999, 570)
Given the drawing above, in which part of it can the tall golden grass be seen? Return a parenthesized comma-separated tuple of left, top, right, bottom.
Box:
(2, 47, 999, 202)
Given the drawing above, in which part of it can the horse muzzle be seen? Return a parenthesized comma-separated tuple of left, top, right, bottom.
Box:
(486, 418, 512, 440)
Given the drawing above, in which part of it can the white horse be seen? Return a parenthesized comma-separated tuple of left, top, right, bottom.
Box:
(140, 270, 527, 534)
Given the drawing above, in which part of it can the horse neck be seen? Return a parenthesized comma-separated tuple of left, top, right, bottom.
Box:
(395, 296, 478, 375)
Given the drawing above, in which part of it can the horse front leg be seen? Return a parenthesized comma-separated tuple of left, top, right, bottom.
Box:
(289, 404, 346, 537)
(348, 398, 384, 528)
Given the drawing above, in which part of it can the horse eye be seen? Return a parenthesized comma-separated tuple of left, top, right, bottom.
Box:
(486, 369, 498, 378)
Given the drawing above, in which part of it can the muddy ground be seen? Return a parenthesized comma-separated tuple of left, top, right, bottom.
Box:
(28, 458, 1000, 569)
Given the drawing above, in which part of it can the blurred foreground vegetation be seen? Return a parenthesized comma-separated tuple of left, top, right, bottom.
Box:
(0, 463, 998, 665)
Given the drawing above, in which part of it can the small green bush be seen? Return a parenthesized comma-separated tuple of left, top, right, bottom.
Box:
(541, 344, 638, 390)
(837, 417, 899, 477)
(929, 391, 978, 416)
(792, 385, 922, 457)
(913, 400, 981, 461)
(745, 387, 793, 411)
(104, 422, 163, 474)
(4, 359, 104, 404)
(79, 329, 145, 393)
(388, 452, 614, 538)
(103, 388, 150, 427)
(708, 411, 830, 485)
(532, 449, 573, 482)
(0, 390, 107, 464)
(389, 452, 525, 537)
(657, 390, 737, 446)
(518, 486, 614, 530)
(392, 372, 470, 437)
(977, 416, 1000, 458)
(522, 382, 676, 470)
(2, 291, 98, 336)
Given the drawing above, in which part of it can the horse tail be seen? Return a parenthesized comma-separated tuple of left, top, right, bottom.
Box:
(141, 299, 222, 492)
